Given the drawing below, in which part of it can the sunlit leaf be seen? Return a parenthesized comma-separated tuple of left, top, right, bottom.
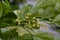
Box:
(54, 14, 60, 22)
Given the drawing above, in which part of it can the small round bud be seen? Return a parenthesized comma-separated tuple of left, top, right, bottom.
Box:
(26, 16, 29, 19)
(27, 13, 31, 16)
(37, 24, 40, 27)
(20, 33, 25, 36)
(32, 24, 36, 26)
(33, 17, 36, 19)
(28, 22, 30, 24)
(32, 20, 36, 22)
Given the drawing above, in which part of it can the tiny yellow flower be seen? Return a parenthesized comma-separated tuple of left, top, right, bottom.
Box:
(16, 19, 21, 22)
(32, 24, 36, 26)
(18, 22, 20, 25)
(32, 20, 36, 22)
(20, 33, 25, 36)
(16, 19, 19, 22)
(27, 13, 31, 16)
(29, 14, 32, 15)
(37, 24, 40, 27)
(33, 17, 36, 19)
(26, 16, 29, 19)
(28, 22, 30, 24)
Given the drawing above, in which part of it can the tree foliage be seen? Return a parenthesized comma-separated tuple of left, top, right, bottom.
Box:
(0, 0, 60, 40)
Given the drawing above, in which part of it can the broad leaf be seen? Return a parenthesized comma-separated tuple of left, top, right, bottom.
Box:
(36, 33, 54, 40)
(54, 14, 60, 22)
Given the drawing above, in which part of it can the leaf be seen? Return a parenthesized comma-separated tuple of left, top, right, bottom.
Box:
(0, 8, 3, 17)
(16, 27, 29, 36)
(55, 2, 60, 13)
(1, 0, 11, 15)
(53, 14, 60, 25)
(19, 4, 32, 20)
(54, 14, 60, 22)
(0, 2, 3, 17)
(36, 33, 54, 40)
(0, 29, 18, 40)
(2, 0, 10, 7)
(0, 12, 17, 27)
(20, 34, 33, 40)
(33, 36, 42, 40)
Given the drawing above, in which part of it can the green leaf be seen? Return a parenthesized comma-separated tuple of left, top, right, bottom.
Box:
(0, 12, 17, 27)
(19, 4, 32, 20)
(0, 2, 3, 17)
(20, 34, 33, 40)
(54, 15, 60, 25)
(36, 33, 54, 40)
(54, 14, 60, 22)
(16, 27, 29, 36)
(1, 0, 11, 15)
(2, 0, 10, 7)
(0, 29, 18, 40)
(55, 2, 60, 13)
(33, 36, 42, 40)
